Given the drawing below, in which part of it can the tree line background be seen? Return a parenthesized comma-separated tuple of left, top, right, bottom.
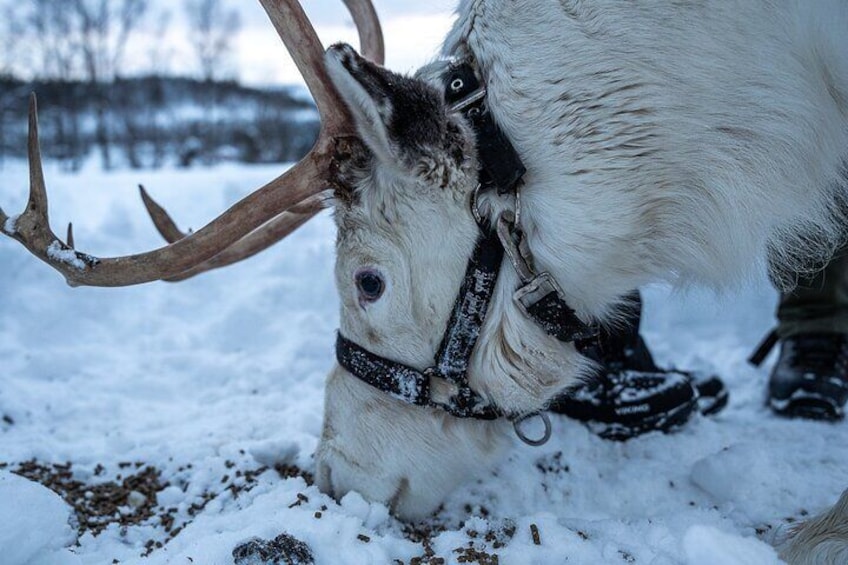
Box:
(0, 0, 319, 171)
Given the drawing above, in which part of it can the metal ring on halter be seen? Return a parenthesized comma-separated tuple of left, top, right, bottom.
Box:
(497, 212, 536, 284)
(512, 411, 552, 446)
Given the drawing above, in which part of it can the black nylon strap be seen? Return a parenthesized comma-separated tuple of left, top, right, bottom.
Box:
(433, 225, 504, 384)
(444, 63, 526, 195)
(336, 333, 431, 407)
(336, 332, 500, 420)
(526, 291, 598, 343)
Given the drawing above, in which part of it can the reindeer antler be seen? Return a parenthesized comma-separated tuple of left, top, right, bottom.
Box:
(0, 0, 382, 287)
(140, 0, 385, 281)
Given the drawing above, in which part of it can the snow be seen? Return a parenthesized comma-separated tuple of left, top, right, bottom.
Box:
(46, 241, 88, 270)
(0, 471, 79, 565)
(0, 159, 846, 564)
(683, 525, 781, 565)
(3, 214, 19, 235)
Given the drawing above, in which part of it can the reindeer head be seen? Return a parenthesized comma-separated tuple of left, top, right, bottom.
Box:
(311, 45, 595, 519)
(324, 45, 481, 378)
(0, 0, 590, 521)
(312, 45, 505, 518)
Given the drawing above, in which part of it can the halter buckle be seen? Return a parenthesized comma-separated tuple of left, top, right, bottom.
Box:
(514, 272, 562, 319)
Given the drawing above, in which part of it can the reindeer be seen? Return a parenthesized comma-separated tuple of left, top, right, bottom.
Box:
(2, 0, 847, 560)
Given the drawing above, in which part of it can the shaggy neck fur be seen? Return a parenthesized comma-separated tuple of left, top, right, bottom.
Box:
(426, 0, 848, 414)
(316, 0, 848, 521)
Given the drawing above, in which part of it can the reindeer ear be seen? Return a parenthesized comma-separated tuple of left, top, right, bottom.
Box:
(325, 43, 454, 173)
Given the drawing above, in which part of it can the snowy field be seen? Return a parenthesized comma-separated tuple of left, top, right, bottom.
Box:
(0, 160, 846, 564)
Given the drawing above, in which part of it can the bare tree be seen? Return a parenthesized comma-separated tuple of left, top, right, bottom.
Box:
(183, 0, 241, 82)
(22, 1, 80, 81)
(11, 0, 87, 170)
(68, 0, 149, 82)
(0, 1, 22, 168)
(7, 0, 150, 169)
(142, 9, 176, 169)
(146, 9, 175, 77)
(67, 0, 150, 169)
(0, 1, 22, 77)
(183, 0, 241, 163)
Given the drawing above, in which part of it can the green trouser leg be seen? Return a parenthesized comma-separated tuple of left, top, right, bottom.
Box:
(777, 243, 848, 337)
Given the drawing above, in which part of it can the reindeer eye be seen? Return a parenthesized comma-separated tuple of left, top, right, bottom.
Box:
(355, 269, 385, 301)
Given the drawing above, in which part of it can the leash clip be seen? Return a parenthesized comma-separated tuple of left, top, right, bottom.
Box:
(497, 211, 598, 343)
(497, 210, 535, 284)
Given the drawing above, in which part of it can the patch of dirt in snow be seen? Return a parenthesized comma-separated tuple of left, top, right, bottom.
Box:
(10, 460, 164, 537)
(398, 515, 516, 565)
(3, 459, 314, 559)
(233, 532, 315, 565)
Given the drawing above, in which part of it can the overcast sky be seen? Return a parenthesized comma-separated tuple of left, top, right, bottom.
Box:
(132, 0, 458, 86)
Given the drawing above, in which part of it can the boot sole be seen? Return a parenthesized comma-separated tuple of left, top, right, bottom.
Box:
(770, 394, 845, 421)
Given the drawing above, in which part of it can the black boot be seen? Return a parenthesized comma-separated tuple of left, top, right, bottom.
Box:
(752, 331, 848, 420)
(549, 292, 728, 440)
(755, 241, 848, 420)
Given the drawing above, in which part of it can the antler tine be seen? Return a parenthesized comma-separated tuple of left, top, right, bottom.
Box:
(1, 95, 49, 239)
(0, 0, 361, 287)
(258, 0, 383, 127)
(139, 185, 187, 243)
(1, 95, 97, 283)
(139, 0, 384, 281)
(259, 0, 352, 136)
(165, 195, 325, 282)
(26, 94, 49, 221)
(139, 188, 326, 281)
(343, 0, 385, 64)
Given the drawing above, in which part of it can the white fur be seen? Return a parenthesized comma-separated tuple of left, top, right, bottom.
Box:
(315, 366, 511, 521)
(315, 0, 848, 524)
(779, 489, 848, 565)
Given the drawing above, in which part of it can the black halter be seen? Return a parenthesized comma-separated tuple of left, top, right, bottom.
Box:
(337, 223, 503, 420)
(335, 60, 597, 441)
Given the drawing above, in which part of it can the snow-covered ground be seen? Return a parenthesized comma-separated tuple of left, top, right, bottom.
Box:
(0, 160, 845, 564)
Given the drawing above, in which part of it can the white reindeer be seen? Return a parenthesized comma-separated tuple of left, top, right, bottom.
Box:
(316, 0, 848, 522)
(1, 0, 846, 560)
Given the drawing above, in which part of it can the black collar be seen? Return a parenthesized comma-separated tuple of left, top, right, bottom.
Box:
(335, 61, 596, 444)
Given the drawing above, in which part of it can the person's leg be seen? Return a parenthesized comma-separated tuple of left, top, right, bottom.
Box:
(766, 244, 848, 420)
(582, 291, 658, 373)
(777, 245, 848, 336)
